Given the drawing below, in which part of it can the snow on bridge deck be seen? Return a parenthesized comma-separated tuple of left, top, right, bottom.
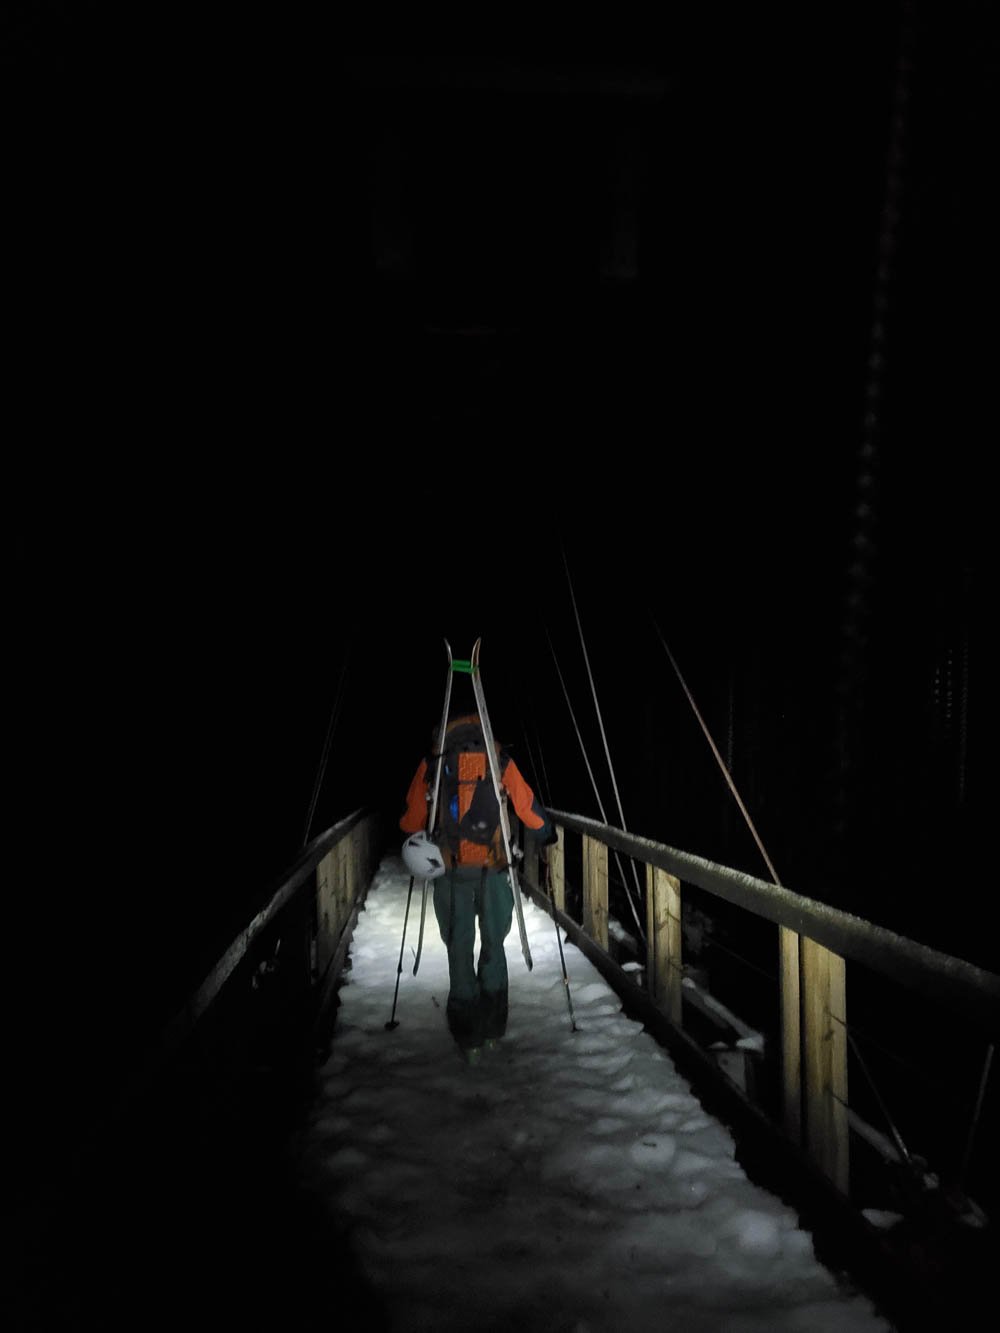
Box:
(297, 857, 893, 1332)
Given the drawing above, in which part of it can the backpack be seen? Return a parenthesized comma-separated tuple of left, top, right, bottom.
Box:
(433, 718, 508, 860)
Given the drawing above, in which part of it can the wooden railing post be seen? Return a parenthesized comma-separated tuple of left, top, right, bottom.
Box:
(646, 864, 682, 1025)
(332, 837, 344, 930)
(550, 826, 565, 912)
(315, 845, 338, 979)
(801, 936, 849, 1194)
(343, 832, 356, 917)
(582, 833, 608, 949)
(780, 927, 802, 1145)
(316, 822, 369, 980)
(358, 816, 376, 896)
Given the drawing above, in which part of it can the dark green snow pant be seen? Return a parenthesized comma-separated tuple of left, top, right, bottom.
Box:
(433, 867, 514, 1051)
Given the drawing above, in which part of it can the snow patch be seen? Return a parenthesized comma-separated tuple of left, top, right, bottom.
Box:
(298, 856, 892, 1333)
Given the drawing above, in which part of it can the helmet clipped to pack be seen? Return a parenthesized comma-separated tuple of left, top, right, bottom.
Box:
(402, 830, 446, 880)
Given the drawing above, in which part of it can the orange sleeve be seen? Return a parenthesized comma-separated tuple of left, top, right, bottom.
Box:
(502, 758, 545, 830)
(400, 758, 430, 833)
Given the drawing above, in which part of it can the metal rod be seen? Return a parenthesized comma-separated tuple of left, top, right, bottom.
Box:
(960, 1042, 995, 1188)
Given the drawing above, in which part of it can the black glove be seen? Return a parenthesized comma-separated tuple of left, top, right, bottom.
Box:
(537, 822, 559, 847)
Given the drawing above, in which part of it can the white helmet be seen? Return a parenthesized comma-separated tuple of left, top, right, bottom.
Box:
(402, 831, 446, 880)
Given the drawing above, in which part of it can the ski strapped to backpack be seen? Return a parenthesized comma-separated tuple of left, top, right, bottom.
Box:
(468, 639, 533, 970)
(410, 641, 454, 979)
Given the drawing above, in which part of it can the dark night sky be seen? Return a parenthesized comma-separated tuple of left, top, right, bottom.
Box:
(5, 3, 994, 1110)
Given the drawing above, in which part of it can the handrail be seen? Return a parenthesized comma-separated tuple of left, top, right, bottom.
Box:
(188, 808, 369, 1021)
(160, 808, 370, 1048)
(548, 809, 1000, 1037)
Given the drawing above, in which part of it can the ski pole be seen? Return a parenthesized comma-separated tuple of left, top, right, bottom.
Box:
(544, 850, 578, 1031)
(468, 637, 533, 970)
(385, 876, 416, 1030)
(412, 878, 430, 975)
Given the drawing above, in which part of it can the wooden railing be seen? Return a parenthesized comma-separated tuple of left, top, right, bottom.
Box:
(522, 812, 999, 1210)
(152, 808, 381, 1071)
(134, 799, 994, 1225)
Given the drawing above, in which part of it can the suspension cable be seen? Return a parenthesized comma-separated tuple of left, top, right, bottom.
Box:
(521, 725, 548, 808)
(532, 718, 554, 812)
(650, 613, 935, 1165)
(546, 624, 606, 818)
(301, 641, 352, 848)
(561, 548, 647, 925)
(650, 616, 783, 887)
(528, 703, 560, 815)
(546, 624, 646, 942)
(960, 1042, 995, 1191)
(514, 670, 553, 809)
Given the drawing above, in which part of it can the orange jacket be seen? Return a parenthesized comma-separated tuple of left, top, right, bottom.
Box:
(400, 733, 550, 869)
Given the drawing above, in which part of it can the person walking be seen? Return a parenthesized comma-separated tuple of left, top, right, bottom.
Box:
(400, 713, 556, 1061)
